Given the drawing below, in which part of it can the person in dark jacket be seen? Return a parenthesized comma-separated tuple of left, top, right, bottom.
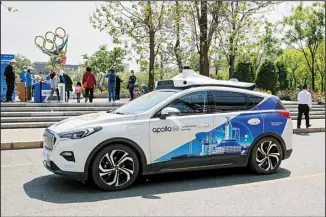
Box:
(127, 70, 136, 101)
(105, 68, 116, 103)
(25, 66, 33, 101)
(4, 59, 17, 102)
(63, 71, 73, 102)
(82, 67, 96, 103)
(115, 73, 123, 100)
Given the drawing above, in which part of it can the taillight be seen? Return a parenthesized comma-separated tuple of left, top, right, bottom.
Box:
(277, 110, 291, 119)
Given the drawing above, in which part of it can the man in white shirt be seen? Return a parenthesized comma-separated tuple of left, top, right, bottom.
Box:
(297, 84, 312, 129)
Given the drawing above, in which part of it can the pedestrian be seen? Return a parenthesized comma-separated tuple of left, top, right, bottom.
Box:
(25, 66, 33, 101)
(75, 82, 82, 103)
(82, 67, 96, 103)
(127, 70, 136, 101)
(49, 71, 60, 102)
(20, 66, 27, 82)
(297, 84, 312, 129)
(115, 73, 123, 100)
(63, 71, 73, 102)
(209, 74, 214, 79)
(59, 70, 65, 84)
(105, 68, 116, 103)
(4, 59, 16, 102)
(133, 83, 142, 99)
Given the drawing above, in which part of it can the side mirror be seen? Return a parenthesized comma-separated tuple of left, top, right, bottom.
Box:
(160, 107, 180, 119)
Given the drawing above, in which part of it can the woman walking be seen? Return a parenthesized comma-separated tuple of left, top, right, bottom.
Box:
(82, 67, 96, 103)
(115, 73, 123, 100)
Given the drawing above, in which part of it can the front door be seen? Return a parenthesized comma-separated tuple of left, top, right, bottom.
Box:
(149, 91, 215, 167)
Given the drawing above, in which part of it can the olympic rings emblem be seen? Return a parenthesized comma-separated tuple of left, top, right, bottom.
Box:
(34, 27, 66, 52)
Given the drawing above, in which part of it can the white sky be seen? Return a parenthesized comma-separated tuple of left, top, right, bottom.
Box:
(1, 1, 300, 70)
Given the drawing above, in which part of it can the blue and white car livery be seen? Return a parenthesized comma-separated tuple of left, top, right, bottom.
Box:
(42, 67, 293, 191)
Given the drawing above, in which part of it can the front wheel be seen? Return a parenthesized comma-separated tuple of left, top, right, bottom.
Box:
(249, 137, 283, 175)
(91, 144, 139, 191)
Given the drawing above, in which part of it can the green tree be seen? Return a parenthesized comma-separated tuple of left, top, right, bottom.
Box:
(256, 60, 278, 94)
(235, 61, 255, 82)
(1, 2, 18, 12)
(81, 45, 126, 74)
(217, 2, 277, 79)
(315, 41, 325, 92)
(282, 2, 325, 91)
(90, 2, 167, 90)
(15, 54, 33, 72)
(275, 61, 289, 90)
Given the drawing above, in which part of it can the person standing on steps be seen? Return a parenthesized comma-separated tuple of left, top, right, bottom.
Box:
(4, 59, 17, 102)
(49, 70, 60, 102)
(20, 66, 27, 82)
(63, 71, 73, 102)
(127, 70, 136, 101)
(25, 66, 33, 101)
(105, 68, 116, 103)
(82, 67, 96, 103)
(115, 73, 123, 101)
(297, 84, 312, 129)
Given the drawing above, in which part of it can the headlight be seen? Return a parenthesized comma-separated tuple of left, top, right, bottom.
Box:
(59, 127, 103, 139)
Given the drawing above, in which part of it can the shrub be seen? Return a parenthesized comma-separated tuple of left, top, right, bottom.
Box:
(235, 61, 255, 82)
(256, 60, 278, 94)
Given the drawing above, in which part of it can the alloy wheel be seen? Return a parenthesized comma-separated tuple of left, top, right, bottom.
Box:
(98, 150, 134, 186)
(255, 141, 281, 171)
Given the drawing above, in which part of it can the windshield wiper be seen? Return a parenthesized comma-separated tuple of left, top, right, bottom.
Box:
(114, 111, 125, 115)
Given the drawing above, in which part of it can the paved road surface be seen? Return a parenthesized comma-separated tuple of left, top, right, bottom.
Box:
(1, 133, 325, 216)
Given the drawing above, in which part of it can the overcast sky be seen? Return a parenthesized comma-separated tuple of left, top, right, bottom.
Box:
(1, 1, 299, 70)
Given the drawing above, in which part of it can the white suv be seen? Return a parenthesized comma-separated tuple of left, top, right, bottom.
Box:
(42, 68, 293, 191)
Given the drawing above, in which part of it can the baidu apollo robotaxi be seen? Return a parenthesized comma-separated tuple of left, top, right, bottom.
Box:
(42, 67, 293, 191)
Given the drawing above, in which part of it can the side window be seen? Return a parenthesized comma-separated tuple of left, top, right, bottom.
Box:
(165, 91, 208, 115)
(211, 90, 248, 112)
(247, 94, 265, 109)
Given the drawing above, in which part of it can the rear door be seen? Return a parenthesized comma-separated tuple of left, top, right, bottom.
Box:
(210, 90, 264, 165)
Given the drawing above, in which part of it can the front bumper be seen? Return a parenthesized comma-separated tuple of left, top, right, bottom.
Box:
(284, 149, 292, 160)
(43, 160, 87, 181)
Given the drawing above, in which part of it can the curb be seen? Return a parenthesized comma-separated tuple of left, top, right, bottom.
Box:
(1, 128, 324, 150)
(1, 141, 43, 150)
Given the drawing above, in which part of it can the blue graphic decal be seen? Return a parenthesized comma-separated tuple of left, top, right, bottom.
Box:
(154, 113, 266, 163)
(252, 96, 278, 111)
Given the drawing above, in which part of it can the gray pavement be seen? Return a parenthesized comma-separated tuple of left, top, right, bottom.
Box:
(1, 133, 325, 216)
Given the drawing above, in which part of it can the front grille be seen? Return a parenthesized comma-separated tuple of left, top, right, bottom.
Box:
(43, 129, 55, 150)
(50, 161, 60, 171)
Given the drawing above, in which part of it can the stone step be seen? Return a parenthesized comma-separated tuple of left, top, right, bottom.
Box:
(1, 107, 112, 112)
(290, 111, 325, 116)
(1, 122, 56, 129)
(0, 102, 123, 107)
(1, 111, 97, 117)
(286, 108, 325, 112)
(1, 116, 72, 123)
(284, 105, 325, 108)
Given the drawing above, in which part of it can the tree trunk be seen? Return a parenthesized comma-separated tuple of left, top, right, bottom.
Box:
(174, 0, 183, 73)
(311, 55, 315, 91)
(160, 53, 164, 80)
(229, 53, 235, 79)
(199, 1, 209, 77)
(148, 30, 155, 90)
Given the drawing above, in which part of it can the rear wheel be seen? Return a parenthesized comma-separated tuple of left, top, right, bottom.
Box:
(249, 137, 283, 175)
(91, 144, 139, 191)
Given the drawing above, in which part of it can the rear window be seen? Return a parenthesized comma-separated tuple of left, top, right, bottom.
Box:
(275, 99, 285, 110)
(247, 94, 264, 109)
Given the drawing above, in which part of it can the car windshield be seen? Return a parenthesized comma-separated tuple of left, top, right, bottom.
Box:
(113, 90, 177, 115)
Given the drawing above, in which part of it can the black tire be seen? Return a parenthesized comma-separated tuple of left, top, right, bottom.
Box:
(91, 144, 139, 191)
(249, 137, 283, 175)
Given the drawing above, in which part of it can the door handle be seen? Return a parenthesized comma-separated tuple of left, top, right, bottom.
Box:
(198, 123, 211, 128)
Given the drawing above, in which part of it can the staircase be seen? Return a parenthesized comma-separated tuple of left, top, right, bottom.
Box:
(1, 101, 324, 129)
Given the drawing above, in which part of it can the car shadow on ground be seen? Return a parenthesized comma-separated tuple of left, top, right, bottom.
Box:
(23, 167, 291, 204)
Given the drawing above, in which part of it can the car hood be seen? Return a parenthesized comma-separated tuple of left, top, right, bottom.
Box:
(48, 111, 137, 134)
